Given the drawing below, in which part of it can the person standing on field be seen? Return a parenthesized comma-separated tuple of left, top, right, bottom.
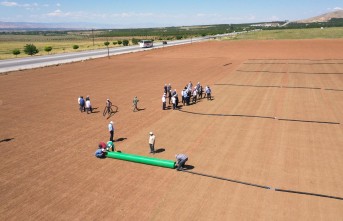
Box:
(193, 87, 197, 103)
(107, 141, 115, 152)
(85, 97, 92, 114)
(133, 96, 139, 112)
(108, 121, 114, 142)
(162, 93, 166, 110)
(164, 84, 168, 94)
(149, 132, 155, 154)
(206, 86, 212, 100)
(172, 95, 176, 110)
(78, 96, 85, 112)
(167, 83, 172, 104)
(106, 98, 112, 114)
(181, 89, 185, 105)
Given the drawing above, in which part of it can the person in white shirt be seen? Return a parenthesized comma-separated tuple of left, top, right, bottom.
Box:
(162, 93, 166, 110)
(108, 121, 114, 142)
(149, 132, 156, 154)
(181, 89, 184, 105)
(193, 88, 197, 103)
(172, 95, 176, 110)
(85, 99, 92, 114)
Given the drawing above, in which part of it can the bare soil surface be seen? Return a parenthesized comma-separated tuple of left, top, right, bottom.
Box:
(1, 39, 343, 220)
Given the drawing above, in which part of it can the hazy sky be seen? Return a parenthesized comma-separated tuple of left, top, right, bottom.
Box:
(0, 0, 342, 27)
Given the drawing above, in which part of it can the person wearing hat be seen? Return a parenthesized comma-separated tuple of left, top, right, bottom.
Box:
(148, 132, 156, 154)
(108, 121, 114, 142)
(162, 93, 166, 110)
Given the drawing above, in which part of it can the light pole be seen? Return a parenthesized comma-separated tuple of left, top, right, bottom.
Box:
(92, 29, 95, 47)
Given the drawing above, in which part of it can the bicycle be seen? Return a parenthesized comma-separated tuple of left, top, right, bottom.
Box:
(103, 105, 114, 117)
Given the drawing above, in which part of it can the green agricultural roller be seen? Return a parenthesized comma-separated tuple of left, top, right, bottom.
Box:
(106, 151, 176, 169)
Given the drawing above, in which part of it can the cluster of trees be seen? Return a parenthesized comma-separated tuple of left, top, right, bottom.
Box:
(12, 44, 55, 57)
(12, 39, 137, 57)
(12, 44, 39, 57)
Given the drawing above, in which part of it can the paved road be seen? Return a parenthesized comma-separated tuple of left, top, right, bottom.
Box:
(0, 36, 209, 73)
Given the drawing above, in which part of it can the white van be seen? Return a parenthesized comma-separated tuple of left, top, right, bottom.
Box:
(139, 40, 153, 48)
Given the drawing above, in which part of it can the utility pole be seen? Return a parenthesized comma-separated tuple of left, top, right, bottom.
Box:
(92, 29, 95, 47)
(106, 38, 109, 59)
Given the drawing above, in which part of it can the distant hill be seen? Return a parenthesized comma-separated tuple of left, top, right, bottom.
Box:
(296, 10, 343, 23)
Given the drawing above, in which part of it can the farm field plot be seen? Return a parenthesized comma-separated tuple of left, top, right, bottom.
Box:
(0, 39, 343, 220)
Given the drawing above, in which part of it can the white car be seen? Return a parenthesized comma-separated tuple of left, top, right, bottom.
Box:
(139, 40, 153, 48)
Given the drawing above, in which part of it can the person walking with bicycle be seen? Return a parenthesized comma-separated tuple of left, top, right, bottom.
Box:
(106, 98, 112, 113)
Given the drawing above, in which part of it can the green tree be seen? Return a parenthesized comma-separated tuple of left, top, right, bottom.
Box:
(44, 46, 52, 54)
(104, 41, 110, 47)
(12, 49, 20, 57)
(113, 41, 117, 45)
(117, 40, 122, 45)
(131, 38, 140, 45)
(122, 39, 129, 46)
(24, 44, 39, 56)
(73, 45, 79, 50)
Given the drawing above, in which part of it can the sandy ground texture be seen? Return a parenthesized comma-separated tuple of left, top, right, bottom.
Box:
(0, 39, 343, 220)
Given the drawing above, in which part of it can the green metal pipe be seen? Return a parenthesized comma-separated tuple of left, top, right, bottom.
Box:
(106, 151, 176, 169)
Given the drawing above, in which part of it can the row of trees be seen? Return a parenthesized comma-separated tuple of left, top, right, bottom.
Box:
(12, 44, 78, 57)
(12, 39, 139, 57)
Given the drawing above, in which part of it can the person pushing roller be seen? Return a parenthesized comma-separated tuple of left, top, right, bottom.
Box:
(175, 154, 188, 171)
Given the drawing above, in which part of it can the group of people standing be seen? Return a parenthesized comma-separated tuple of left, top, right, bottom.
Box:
(86, 91, 190, 170)
(162, 81, 212, 110)
(77, 96, 93, 114)
(162, 83, 179, 110)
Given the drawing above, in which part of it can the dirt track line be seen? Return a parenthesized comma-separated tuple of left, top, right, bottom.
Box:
(215, 84, 343, 93)
(247, 59, 343, 61)
(178, 110, 340, 125)
(236, 70, 343, 75)
(244, 63, 343, 65)
(276, 118, 340, 125)
(215, 83, 280, 88)
(182, 170, 343, 201)
(325, 88, 343, 92)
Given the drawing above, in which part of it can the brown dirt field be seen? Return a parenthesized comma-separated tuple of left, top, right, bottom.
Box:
(1, 39, 343, 220)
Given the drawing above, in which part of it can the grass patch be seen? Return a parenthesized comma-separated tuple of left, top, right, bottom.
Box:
(229, 27, 343, 40)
